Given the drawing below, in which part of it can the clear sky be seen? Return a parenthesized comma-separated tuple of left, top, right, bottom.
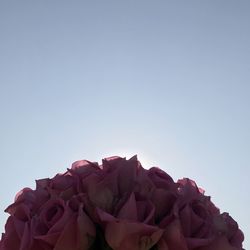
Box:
(0, 1, 249, 248)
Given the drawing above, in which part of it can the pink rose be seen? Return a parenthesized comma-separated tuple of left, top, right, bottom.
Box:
(84, 156, 164, 249)
(175, 178, 244, 250)
(1, 176, 96, 250)
(97, 206, 163, 250)
(85, 156, 140, 214)
(0, 155, 244, 250)
(32, 199, 95, 250)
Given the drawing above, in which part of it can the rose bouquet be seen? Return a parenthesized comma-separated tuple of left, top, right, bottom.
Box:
(0, 156, 244, 250)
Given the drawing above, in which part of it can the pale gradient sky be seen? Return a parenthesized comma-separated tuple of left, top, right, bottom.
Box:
(0, 1, 249, 248)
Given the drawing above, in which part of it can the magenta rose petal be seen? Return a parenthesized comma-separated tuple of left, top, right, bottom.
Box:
(104, 220, 163, 250)
(136, 200, 155, 224)
(147, 167, 175, 190)
(76, 204, 96, 249)
(53, 209, 95, 250)
(151, 188, 177, 223)
(0, 217, 21, 250)
(19, 222, 33, 250)
(53, 216, 78, 250)
(159, 219, 188, 250)
(35, 232, 60, 246)
(196, 236, 239, 250)
(117, 192, 138, 221)
(97, 205, 163, 249)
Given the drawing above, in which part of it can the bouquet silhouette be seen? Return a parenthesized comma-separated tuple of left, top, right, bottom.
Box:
(0, 156, 244, 250)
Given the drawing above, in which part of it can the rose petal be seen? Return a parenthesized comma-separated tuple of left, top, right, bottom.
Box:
(196, 236, 238, 250)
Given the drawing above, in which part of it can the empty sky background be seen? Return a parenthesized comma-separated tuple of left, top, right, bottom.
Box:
(0, 1, 249, 248)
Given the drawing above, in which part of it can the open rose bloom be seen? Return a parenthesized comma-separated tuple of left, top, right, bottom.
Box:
(0, 156, 244, 250)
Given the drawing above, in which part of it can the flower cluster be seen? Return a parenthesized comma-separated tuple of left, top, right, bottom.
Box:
(0, 156, 244, 250)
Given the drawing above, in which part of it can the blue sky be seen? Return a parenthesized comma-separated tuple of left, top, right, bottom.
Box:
(0, 1, 249, 248)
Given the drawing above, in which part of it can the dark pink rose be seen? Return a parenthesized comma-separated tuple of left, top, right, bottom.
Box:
(176, 178, 243, 250)
(86, 156, 164, 249)
(115, 192, 155, 224)
(0, 155, 245, 250)
(97, 207, 163, 250)
(134, 166, 180, 249)
(33, 199, 96, 250)
(85, 156, 141, 214)
(1, 195, 95, 250)
(1, 170, 96, 250)
(68, 160, 100, 193)
(213, 213, 244, 249)
(134, 165, 178, 224)
(150, 187, 177, 226)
